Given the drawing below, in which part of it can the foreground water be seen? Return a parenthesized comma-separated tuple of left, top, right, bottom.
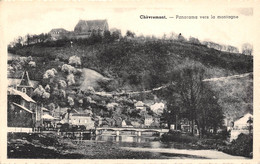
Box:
(8, 132, 246, 159)
(66, 133, 245, 159)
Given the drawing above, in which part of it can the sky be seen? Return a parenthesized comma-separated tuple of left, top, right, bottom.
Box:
(0, 1, 258, 52)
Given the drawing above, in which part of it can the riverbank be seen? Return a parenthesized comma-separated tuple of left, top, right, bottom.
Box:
(7, 132, 249, 159)
(8, 132, 194, 159)
(160, 131, 253, 158)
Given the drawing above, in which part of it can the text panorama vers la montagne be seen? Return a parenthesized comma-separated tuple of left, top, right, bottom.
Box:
(139, 15, 239, 19)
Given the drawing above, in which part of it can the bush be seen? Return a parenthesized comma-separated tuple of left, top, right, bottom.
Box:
(205, 130, 230, 140)
(223, 133, 253, 158)
(161, 131, 199, 143)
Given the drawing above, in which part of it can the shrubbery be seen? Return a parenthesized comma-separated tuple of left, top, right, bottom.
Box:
(161, 131, 199, 143)
(223, 133, 253, 158)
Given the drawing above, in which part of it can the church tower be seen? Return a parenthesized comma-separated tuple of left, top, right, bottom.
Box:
(17, 71, 34, 97)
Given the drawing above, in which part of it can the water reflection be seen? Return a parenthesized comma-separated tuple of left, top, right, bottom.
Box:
(95, 135, 154, 143)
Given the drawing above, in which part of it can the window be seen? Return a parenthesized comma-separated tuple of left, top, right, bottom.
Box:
(21, 88, 27, 93)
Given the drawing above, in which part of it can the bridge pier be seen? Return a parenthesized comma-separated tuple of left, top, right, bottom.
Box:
(137, 131, 142, 137)
(116, 130, 120, 136)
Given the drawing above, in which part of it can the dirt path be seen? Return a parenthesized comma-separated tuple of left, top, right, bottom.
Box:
(121, 147, 247, 159)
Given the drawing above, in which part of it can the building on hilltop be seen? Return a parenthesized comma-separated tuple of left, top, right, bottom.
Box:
(49, 28, 69, 40)
(74, 19, 109, 38)
(48, 19, 109, 40)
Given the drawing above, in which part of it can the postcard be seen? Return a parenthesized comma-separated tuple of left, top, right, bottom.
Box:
(0, 0, 259, 163)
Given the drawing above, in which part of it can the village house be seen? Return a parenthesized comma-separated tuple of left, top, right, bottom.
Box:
(144, 115, 153, 127)
(150, 102, 164, 115)
(95, 116, 103, 127)
(41, 107, 57, 130)
(230, 113, 253, 141)
(179, 118, 199, 135)
(134, 101, 146, 111)
(122, 120, 133, 128)
(131, 121, 141, 128)
(7, 88, 41, 132)
(60, 110, 94, 129)
(70, 113, 95, 129)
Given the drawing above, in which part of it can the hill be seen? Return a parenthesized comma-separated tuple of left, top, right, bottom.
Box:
(8, 39, 252, 89)
(8, 38, 253, 123)
(79, 68, 111, 92)
(206, 73, 253, 121)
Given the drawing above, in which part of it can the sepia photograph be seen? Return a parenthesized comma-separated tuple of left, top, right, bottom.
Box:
(0, 0, 259, 162)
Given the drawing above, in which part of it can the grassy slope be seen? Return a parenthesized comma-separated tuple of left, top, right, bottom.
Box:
(208, 73, 253, 121)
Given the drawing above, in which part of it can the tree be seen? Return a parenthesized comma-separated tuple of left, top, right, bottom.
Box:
(103, 30, 112, 43)
(43, 68, 57, 79)
(178, 33, 186, 42)
(126, 30, 135, 38)
(198, 87, 224, 136)
(242, 43, 253, 55)
(160, 86, 182, 130)
(227, 45, 239, 53)
(68, 56, 81, 66)
(32, 85, 51, 107)
(15, 36, 23, 48)
(247, 116, 253, 134)
(176, 62, 205, 135)
(161, 62, 224, 136)
(189, 37, 200, 44)
(67, 74, 75, 86)
(111, 30, 121, 41)
(26, 34, 32, 45)
(61, 64, 78, 74)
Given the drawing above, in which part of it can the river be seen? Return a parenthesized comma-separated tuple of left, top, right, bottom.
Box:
(65, 132, 246, 159)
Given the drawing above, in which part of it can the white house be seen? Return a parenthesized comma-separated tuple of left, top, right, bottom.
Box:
(70, 113, 95, 129)
(144, 115, 153, 126)
(150, 102, 165, 115)
(230, 113, 253, 141)
(135, 101, 146, 111)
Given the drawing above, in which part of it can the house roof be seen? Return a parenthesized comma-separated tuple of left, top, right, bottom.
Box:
(71, 113, 92, 117)
(42, 114, 56, 120)
(135, 101, 145, 107)
(8, 88, 36, 103)
(8, 78, 39, 88)
(122, 120, 132, 126)
(41, 107, 49, 111)
(19, 71, 33, 87)
(49, 28, 69, 33)
(234, 113, 253, 125)
(74, 19, 108, 33)
(12, 102, 33, 113)
(86, 20, 108, 30)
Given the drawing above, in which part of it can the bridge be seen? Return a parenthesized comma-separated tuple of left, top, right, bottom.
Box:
(95, 127, 169, 136)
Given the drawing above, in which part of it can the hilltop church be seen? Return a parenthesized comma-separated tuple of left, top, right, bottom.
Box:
(49, 19, 109, 40)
